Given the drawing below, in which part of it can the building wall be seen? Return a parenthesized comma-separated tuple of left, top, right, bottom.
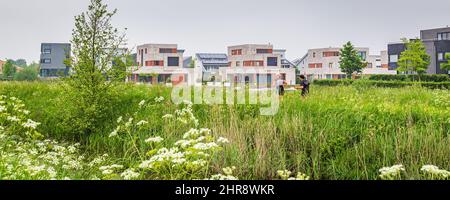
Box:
(136, 44, 183, 68)
(40, 43, 71, 77)
(228, 44, 281, 68)
(388, 27, 450, 74)
(298, 47, 395, 80)
(225, 44, 296, 85)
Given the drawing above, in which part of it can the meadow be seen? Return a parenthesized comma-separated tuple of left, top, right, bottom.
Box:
(0, 81, 449, 180)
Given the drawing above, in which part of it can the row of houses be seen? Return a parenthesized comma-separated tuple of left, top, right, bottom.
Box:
(38, 26, 450, 85)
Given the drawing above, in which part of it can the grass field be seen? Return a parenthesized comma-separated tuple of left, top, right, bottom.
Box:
(0, 81, 449, 180)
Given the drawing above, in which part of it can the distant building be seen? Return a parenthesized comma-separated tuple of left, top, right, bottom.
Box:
(388, 27, 450, 74)
(196, 53, 228, 82)
(297, 47, 396, 80)
(129, 44, 198, 85)
(39, 43, 71, 78)
(0, 59, 24, 76)
(220, 44, 296, 85)
(0, 60, 5, 75)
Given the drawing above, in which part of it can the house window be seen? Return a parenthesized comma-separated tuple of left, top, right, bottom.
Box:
(437, 32, 450, 40)
(231, 49, 242, 55)
(43, 49, 51, 54)
(145, 48, 147, 54)
(357, 51, 367, 60)
(256, 49, 273, 54)
(389, 55, 398, 63)
(308, 63, 322, 68)
(313, 52, 316, 58)
(267, 57, 278, 66)
(323, 51, 339, 57)
(167, 57, 179, 66)
(41, 58, 51, 64)
(438, 53, 444, 61)
(329, 63, 333, 68)
(236, 61, 241, 67)
(160, 48, 177, 53)
(367, 63, 373, 68)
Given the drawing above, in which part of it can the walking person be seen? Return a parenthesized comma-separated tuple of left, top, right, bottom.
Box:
(299, 75, 310, 97)
(275, 74, 286, 96)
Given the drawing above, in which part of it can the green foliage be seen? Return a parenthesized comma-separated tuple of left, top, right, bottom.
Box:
(397, 38, 431, 75)
(14, 66, 38, 81)
(64, 0, 127, 136)
(0, 82, 449, 180)
(339, 41, 366, 79)
(314, 79, 450, 89)
(441, 53, 450, 72)
(11, 59, 27, 68)
(368, 74, 450, 82)
(2, 60, 16, 79)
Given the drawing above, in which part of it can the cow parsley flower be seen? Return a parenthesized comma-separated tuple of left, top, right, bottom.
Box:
(138, 100, 146, 107)
(136, 120, 148, 126)
(22, 119, 41, 129)
(145, 136, 164, 144)
(217, 137, 229, 144)
(154, 96, 165, 103)
(379, 164, 405, 180)
(120, 168, 140, 180)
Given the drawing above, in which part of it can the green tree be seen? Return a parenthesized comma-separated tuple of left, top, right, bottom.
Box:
(440, 53, 450, 73)
(12, 59, 27, 68)
(2, 60, 16, 80)
(14, 67, 38, 81)
(339, 42, 365, 79)
(65, 0, 126, 136)
(397, 38, 430, 77)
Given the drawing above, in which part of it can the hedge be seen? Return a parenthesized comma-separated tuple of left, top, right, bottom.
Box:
(368, 74, 450, 82)
(313, 79, 450, 89)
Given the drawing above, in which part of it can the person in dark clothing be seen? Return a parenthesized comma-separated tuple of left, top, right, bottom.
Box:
(299, 75, 309, 97)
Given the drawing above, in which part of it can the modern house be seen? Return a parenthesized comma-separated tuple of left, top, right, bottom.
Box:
(296, 47, 396, 80)
(219, 44, 296, 86)
(195, 53, 228, 82)
(129, 44, 198, 85)
(388, 27, 450, 74)
(39, 43, 71, 78)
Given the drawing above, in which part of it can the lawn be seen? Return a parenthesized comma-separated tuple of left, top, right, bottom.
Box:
(0, 81, 449, 180)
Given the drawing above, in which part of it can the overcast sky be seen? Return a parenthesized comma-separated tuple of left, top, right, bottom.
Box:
(1, 0, 450, 63)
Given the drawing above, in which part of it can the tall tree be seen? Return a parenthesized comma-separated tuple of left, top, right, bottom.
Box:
(65, 0, 127, 136)
(12, 59, 27, 68)
(2, 60, 16, 79)
(339, 41, 365, 79)
(397, 38, 430, 76)
(440, 53, 450, 73)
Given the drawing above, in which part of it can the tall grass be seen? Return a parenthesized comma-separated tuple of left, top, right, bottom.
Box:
(0, 81, 448, 180)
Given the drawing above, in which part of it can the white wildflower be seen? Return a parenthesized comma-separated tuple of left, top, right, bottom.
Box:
(139, 100, 146, 107)
(136, 120, 148, 126)
(145, 136, 164, 144)
(154, 96, 165, 103)
(379, 164, 405, 180)
(120, 169, 140, 180)
(217, 137, 229, 144)
(7, 116, 20, 122)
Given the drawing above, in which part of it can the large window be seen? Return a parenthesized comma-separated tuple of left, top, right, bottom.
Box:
(167, 57, 179, 66)
(256, 49, 273, 54)
(437, 32, 450, 40)
(43, 48, 51, 54)
(231, 49, 242, 55)
(41, 58, 51, 64)
(308, 63, 322, 68)
(160, 48, 176, 53)
(438, 52, 447, 61)
(267, 57, 278, 66)
(323, 51, 339, 57)
(389, 55, 398, 63)
(357, 51, 367, 60)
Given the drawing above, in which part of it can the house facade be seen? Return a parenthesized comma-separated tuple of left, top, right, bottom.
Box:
(219, 44, 296, 86)
(39, 43, 71, 78)
(387, 27, 450, 74)
(196, 53, 228, 82)
(297, 47, 396, 80)
(129, 44, 198, 85)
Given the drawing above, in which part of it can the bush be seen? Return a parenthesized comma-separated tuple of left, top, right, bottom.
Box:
(313, 79, 450, 89)
(368, 74, 450, 82)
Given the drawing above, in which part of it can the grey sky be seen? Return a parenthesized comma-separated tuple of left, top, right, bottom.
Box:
(1, 0, 450, 63)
